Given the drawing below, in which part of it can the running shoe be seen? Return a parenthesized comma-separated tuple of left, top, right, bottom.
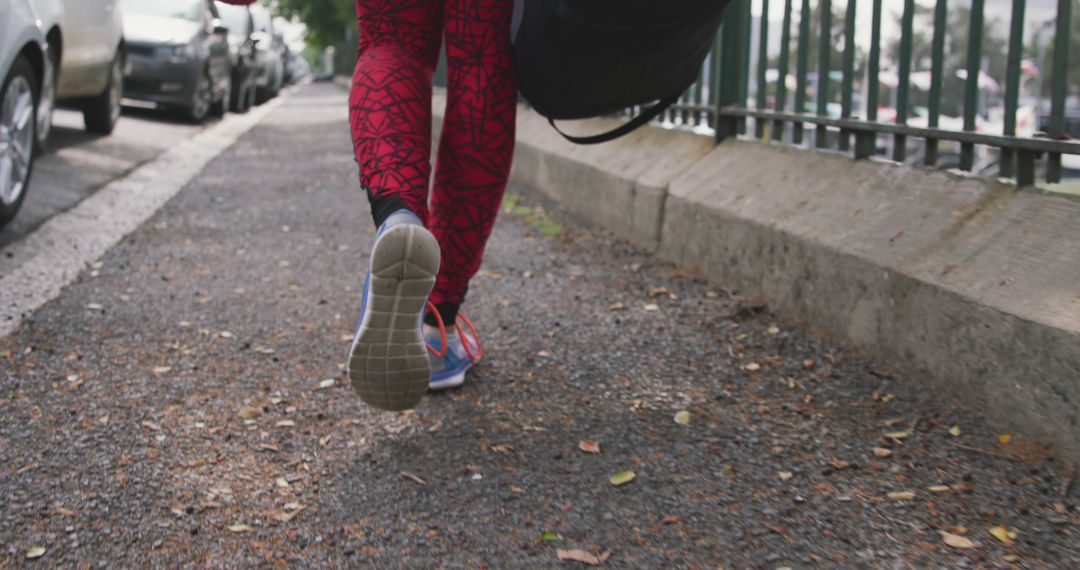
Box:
(348, 210, 440, 411)
(425, 313, 483, 391)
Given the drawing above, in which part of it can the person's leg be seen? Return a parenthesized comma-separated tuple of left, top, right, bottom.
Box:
(348, 0, 444, 410)
(426, 0, 517, 326)
(349, 0, 444, 227)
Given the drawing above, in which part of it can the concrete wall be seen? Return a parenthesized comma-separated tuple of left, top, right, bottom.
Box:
(433, 96, 1080, 464)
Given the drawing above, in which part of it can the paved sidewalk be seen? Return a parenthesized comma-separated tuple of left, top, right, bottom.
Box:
(0, 83, 1076, 568)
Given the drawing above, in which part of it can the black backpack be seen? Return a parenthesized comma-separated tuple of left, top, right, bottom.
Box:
(513, 0, 733, 144)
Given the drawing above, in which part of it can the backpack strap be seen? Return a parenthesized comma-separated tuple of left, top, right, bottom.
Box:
(547, 90, 683, 145)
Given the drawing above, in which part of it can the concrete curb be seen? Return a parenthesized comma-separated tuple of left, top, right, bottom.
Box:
(434, 97, 1080, 463)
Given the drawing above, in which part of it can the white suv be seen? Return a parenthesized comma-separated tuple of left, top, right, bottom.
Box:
(32, 0, 126, 146)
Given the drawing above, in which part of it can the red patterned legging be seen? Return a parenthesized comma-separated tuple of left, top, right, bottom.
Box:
(349, 0, 516, 324)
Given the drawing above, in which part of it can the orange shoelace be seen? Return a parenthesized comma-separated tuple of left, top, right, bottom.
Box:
(424, 301, 483, 363)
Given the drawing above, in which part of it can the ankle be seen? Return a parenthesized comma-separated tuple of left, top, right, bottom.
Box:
(424, 323, 456, 337)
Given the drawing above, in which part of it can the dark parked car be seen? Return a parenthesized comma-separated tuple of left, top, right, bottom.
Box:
(214, 1, 257, 113)
(120, 0, 231, 122)
(249, 5, 284, 103)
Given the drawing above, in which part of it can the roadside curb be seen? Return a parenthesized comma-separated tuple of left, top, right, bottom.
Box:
(0, 91, 293, 338)
(433, 97, 1080, 464)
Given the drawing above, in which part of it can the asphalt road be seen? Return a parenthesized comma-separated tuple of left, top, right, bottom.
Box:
(0, 83, 1076, 568)
(1, 105, 210, 249)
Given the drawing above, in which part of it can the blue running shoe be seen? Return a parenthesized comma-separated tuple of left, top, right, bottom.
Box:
(348, 210, 440, 411)
(426, 314, 482, 391)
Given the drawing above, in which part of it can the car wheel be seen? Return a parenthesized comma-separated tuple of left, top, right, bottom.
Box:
(210, 76, 230, 118)
(0, 56, 39, 229)
(35, 42, 57, 151)
(84, 48, 123, 135)
(229, 76, 246, 114)
(187, 69, 212, 123)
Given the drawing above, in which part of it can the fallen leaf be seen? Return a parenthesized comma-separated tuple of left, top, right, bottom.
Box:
(777, 471, 794, 481)
(256, 444, 279, 452)
(673, 410, 691, 426)
(492, 444, 514, 454)
(879, 393, 895, 403)
(227, 524, 251, 533)
(141, 421, 161, 431)
(661, 514, 681, 524)
(511, 486, 525, 493)
(829, 459, 850, 470)
(578, 440, 600, 454)
(317, 379, 335, 389)
(998, 433, 1012, 444)
(219, 331, 234, 339)
(989, 525, 1017, 547)
(400, 471, 427, 485)
(608, 302, 626, 311)
(152, 366, 172, 375)
(610, 470, 636, 486)
(885, 430, 912, 440)
(873, 447, 893, 458)
(536, 350, 552, 358)
(254, 346, 275, 354)
(742, 362, 761, 371)
(643, 304, 659, 312)
(55, 507, 76, 516)
(767, 325, 780, 335)
(941, 531, 977, 549)
(1003, 554, 1020, 562)
(85, 303, 103, 311)
(237, 407, 261, 419)
(25, 546, 46, 559)
(887, 491, 916, 501)
(541, 531, 560, 542)
(556, 548, 610, 566)
(927, 484, 951, 492)
(275, 420, 295, 428)
(949, 425, 961, 437)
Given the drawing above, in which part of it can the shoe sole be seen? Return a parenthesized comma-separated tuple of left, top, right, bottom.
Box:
(348, 224, 440, 411)
(428, 370, 467, 391)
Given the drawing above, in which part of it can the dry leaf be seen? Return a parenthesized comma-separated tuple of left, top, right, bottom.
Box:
(743, 362, 761, 371)
(885, 430, 912, 440)
(227, 524, 251, 533)
(275, 420, 296, 428)
(25, 546, 46, 559)
(998, 433, 1012, 444)
(673, 410, 691, 426)
(152, 366, 172, 375)
(661, 515, 681, 524)
(643, 304, 659, 312)
(400, 471, 427, 485)
(237, 407, 261, 419)
(989, 525, 1016, 547)
(927, 484, 951, 492)
(767, 325, 780, 335)
(608, 303, 626, 311)
(579, 440, 600, 454)
(317, 379, 335, 389)
(949, 425, 961, 437)
(492, 444, 514, 454)
(829, 459, 850, 470)
(887, 491, 916, 501)
(610, 470, 636, 486)
(777, 471, 794, 481)
(940, 531, 977, 549)
(556, 548, 610, 566)
(141, 421, 161, 431)
(219, 331, 234, 339)
(85, 303, 103, 311)
(873, 447, 893, 458)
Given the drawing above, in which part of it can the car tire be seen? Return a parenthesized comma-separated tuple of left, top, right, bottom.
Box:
(229, 75, 247, 114)
(84, 47, 123, 135)
(35, 42, 58, 152)
(0, 55, 39, 229)
(186, 69, 212, 124)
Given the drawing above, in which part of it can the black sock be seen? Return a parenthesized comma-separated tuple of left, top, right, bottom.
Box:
(425, 302, 460, 328)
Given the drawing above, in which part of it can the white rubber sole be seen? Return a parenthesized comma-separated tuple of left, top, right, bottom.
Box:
(428, 371, 467, 392)
(348, 223, 440, 411)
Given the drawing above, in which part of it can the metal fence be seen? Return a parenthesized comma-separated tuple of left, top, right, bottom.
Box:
(650, 0, 1079, 188)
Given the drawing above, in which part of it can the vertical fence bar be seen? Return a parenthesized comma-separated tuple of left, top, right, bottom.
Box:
(709, 30, 722, 132)
(793, 0, 811, 144)
(925, 0, 947, 166)
(716, 0, 748, 142)
(755, 0, 771, 139)
(1047, 0, 1072, 183)
(773, 0, 793, 142)
(893, 0, 915, 162)
(693, 59, 706, 128)
(960, 0, 984, 171)
(739, 0, 753, 135)
(1000, 0, 1026, 178)
(856, 0, 883, 159)
(815, 0, 832, 149)
(839, 0, 856, 151)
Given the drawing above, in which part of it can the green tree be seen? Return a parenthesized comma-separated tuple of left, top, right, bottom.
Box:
(276, 0, 353, 49)
(1029, 0, 1080, 101)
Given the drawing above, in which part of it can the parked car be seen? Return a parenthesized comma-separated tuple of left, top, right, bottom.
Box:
(249, 5, 284, 103)
(119, 0, 231, 123)
(31, 0, 126, 148)
(0, 0, 47, 227)
(214, 1, 257, 113)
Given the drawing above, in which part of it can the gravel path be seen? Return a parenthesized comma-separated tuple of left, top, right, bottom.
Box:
(0, 84, 1076, 568)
